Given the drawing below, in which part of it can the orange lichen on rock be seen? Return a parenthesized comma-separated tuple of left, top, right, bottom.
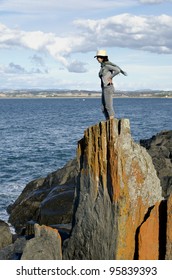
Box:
(131, 159, 145, 185)
(166, 194, 172, 259)
(138, 202, 160, 260)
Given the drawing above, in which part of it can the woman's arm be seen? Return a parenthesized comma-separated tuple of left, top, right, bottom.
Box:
(106, 64, 121, 78)
(106, 63, 127, 77)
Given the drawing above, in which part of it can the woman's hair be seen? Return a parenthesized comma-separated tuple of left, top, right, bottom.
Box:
(97, 56, 109, 62)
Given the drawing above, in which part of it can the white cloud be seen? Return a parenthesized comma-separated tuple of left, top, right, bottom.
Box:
(74, 14, 172, 54)
(0, 0, 172, 91)
(0, 13, 172, 73)
(0, 14, 172, 58)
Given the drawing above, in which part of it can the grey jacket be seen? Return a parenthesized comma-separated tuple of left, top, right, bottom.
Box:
(99, 61, 126, 87)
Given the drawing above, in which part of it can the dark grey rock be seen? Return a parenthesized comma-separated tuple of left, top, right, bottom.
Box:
(8, 158, 78, 233)
(140, 130, 172, 197)
(0, 237, 27, 260)
(38, 186, 75, 226)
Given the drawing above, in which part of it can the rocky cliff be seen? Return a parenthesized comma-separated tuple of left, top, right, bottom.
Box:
(63, 119, 163, 260)
(1, 119, 172, 260)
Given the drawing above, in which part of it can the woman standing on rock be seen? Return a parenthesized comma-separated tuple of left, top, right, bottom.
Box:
(95, 50, 127, 120)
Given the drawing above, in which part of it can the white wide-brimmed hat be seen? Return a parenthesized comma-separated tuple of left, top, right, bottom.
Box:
(94, 50, 108, 58)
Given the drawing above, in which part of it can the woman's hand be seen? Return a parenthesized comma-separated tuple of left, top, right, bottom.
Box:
(108, 78, 113, 84)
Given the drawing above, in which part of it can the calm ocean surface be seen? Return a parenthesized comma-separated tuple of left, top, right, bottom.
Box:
(0, 98, 172, 222)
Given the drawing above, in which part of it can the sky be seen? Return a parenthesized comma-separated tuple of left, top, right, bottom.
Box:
(0, 0, 172, 91)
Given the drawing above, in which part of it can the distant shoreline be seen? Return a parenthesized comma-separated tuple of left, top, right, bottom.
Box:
(0, 95, 172, 99)
(0, 89, 172, 99)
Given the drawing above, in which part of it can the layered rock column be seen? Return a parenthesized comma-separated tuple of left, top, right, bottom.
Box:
(63, 119, 163, 260)
(166, 194, 172, 259)
(137, 202, 160, 259)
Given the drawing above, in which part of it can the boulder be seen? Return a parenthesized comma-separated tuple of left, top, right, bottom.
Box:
(0, 237, 27, 260)
(21, 224, 62, 260)
(0, 220, 12, 250)
(0, 222, 63, 260)
(8, 158, 78, 233)
(63, 119, 163, 260)
(140, 130, 172, 197)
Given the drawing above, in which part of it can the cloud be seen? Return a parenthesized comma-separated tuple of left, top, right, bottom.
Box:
(5, 62, 27, 74)
(0, 62, 47, 75)
(67, 60, 87, 73)
(30, 54, 49, 73)
(74, 14, 172, 54)
(0, 13, 172, 74)
(0, 23, 87, 71)
(30, 54, 45, 67)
